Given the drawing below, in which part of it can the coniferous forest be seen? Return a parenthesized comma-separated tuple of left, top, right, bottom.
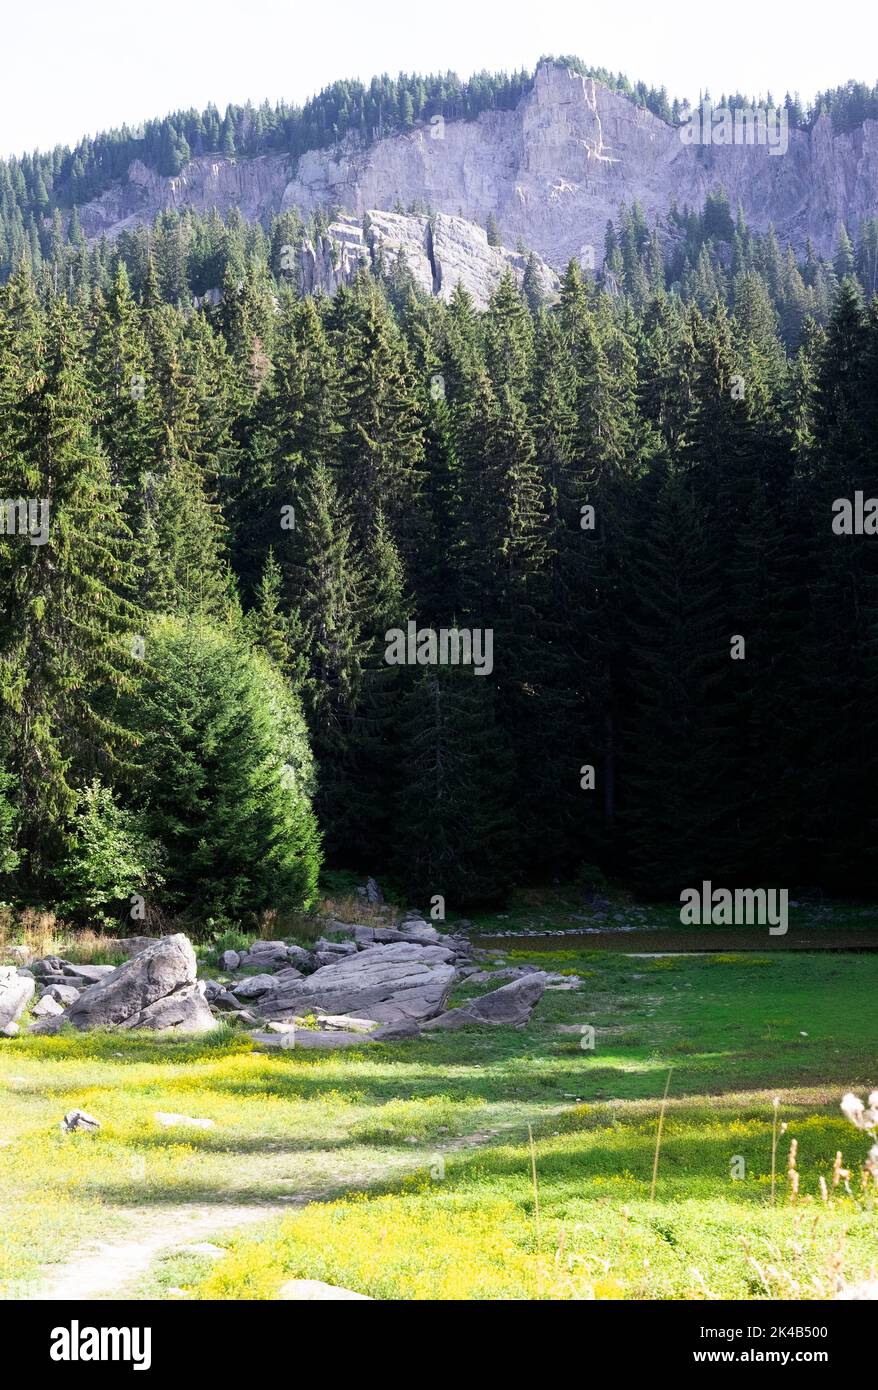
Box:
(1, 194, 878, 919)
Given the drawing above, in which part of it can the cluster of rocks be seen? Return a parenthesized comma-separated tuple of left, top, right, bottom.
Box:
(3, 935, 215, 1037)
(212, 914, 527, 1047)
(1, 905, 571, 1043)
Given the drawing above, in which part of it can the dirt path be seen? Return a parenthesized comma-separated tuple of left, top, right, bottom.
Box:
(30, 1201, 297, 1301)
(28, 1107, 566, 1301)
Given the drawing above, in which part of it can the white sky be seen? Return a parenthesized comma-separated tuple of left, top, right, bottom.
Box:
(3, 0, 876, 158)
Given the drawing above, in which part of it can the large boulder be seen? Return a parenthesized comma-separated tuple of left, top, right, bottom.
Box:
(66, 934, 212, 1033)
(237, 940, 290, 971)
(43, 984, 81, 1006)
(257, 942, 456, 1025)
(422, 973, 549, 1031)
(233, 973, 281, 998)
(0, 967, 35, 1031)
(120, 983, 214, 1033)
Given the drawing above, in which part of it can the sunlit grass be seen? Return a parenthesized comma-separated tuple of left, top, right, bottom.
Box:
(2, 949, 876, 1298)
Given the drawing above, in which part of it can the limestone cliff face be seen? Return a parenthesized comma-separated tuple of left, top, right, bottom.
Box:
(76, 61, 878, 279)
(282, 64, 878, 264)
(299, 209, 559, 305)
(77, 154, 292, 239)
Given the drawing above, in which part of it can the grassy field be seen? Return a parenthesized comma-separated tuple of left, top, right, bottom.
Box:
(1, 945, 876, 1299)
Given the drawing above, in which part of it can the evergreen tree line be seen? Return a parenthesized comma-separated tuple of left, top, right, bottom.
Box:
(0, 65, 532, 230)
(5, 186, 877, 357)
(1, 236, 877, 917)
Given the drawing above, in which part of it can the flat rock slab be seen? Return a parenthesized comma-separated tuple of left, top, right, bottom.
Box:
(250, 1029, 374, 1050)
(42, 984, 81, 1006)
(277, 1279, 372, 1300)
(354, 922, 442, 946)
(316, 1014, 379, 1032)
(257, 941, 456, 1025)
(154, 1113, 215, 1129)
(371, 1019, 421, 1041)
(63, 964, 117, 983)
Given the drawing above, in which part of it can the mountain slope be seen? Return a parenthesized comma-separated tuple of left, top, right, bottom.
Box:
(71, 62, 878, 268)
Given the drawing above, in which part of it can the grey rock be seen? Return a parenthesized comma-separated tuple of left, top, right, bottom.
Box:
(31, 956, 67, 977)
(232, 974, 278, 998)
(34, 974, 90, 990)
(61, 1110, 100, 1134)
(354, 924, 440, 947)
(66, 934, 201, 1032)
(0, 966, 35, 1030)
(323, 921, 360, 938)
(422, 973, 549, 1031)
(314, 950, 347, 968)
(32, 994, 65, 1018)
(28, 1015, 66, 1035)
(272, 966, 304, 987)
(258, 942, 456, 1025)
(64, 964, 117, 984)
(315, 1013, 379, 1033)
(1, 1022, 20, 1038)
(250, 1028, 373, 1050)
(43, 984, 80, 1006)
(120, 982, 215, 1033)
(299, 209, 558, 308)
(238, 940, 289, 970)
(277, 1279, 372, 1300)
(219, 950, 241, 971)
(211, 989, 242, 1011)
(68, 58, 878, 302)
(371, 1020, 421, 1041)
(285, 945, 316, 969)
(365, 876, 383, 904)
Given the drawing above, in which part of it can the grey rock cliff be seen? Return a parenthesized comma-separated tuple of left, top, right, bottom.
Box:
(73, 61, 878, 285)
(299, 208, 558, 306)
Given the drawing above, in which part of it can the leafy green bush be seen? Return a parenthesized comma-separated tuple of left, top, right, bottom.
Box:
(53, 779, 166, 922)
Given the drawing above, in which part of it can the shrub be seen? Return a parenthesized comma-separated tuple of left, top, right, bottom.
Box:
(53, 780, 166, 923)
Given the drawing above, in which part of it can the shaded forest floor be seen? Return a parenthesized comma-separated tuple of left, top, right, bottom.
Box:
(464, 884, 878, 948)
(1, 947, 876, 1299)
